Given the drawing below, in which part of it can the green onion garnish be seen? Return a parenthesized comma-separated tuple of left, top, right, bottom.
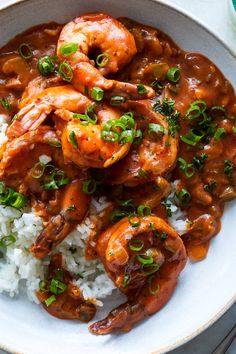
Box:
(134, 129, 142, 145)
(148, 123, 165, 141)
(82, 179, 97, 195)
(175, 188, 191, 207)
(49, 278, 67, 294)
(142, 263, 160, 275)
(85, 104, 98, 124)
(180, 129, 203, 146)
(47, 138, 62, 148)
(96, 53, 110, 67)
(31, 162, 46, 179)
(119, 130, 134, 144)
(39, 280, 48, 292)
(58, 62, 73, 82)
(192, 153, 207, 170)
(120, 112, 135, 129)
(204, 180, 217, 192)
(136, 254, 153, 265)
(166, 67, 181, 83)
(0, 184, 27, 209)
(37, 56, 57, 76)
(214, 127, 227, 141)
(18, 43, 33, 60)
(137, 204, 151, 216)
(101, 130, 119, 142)
(138, 168, 149, 179)
(210, 105, 226, 118)
(59, 43, 78, 57)
(45, 295, 56, 307)
(177, 157, 195, 178)
(69, 131, 78, 148)
(224, 160, 234, 177)
(137, 84, 147, 94)
(232, 127, 236, 133)
(121, 274, 130, 288)
(91, 87, 104, 102)
(109, 210, 127, 224)
(128, 213, 141, 228)
(0, 98, 10, 110)
(0, 235, 16, 248)
(148, 275, 160, 295)
(110, 96, 126, 106)
(128, 239, 144, 252)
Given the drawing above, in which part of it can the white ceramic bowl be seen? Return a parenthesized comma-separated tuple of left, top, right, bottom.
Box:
(0, 1, 236, 353)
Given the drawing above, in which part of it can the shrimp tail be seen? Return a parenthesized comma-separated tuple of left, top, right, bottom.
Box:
(30, 214, 71, 259)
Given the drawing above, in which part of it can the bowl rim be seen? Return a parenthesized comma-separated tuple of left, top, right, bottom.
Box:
(0, 0, 235, 353)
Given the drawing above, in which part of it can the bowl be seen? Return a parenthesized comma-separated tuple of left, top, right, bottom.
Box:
(0, 0, 236, 353)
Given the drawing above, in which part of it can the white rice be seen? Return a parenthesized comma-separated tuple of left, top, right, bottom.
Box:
(0, 120, 188, 307)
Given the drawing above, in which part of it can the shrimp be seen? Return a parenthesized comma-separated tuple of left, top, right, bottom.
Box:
(0, 126, 91, 258)
(7, 85, 92, 139)
(57, 13, 155, 100)
(89, 216, 187, 333)
(56, 104, 133, 168)
(37, 254, 96, 321)
(106, 100, 178, 186)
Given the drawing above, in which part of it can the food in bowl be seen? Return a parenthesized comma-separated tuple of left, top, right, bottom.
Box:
(0, 12, 235, 334)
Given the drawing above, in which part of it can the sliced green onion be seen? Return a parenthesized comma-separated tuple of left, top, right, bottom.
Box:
(39, 280, 48, 292)
(177, 157, 195, 178)
(161, 232, 168, 240)
(151, 80, 164, 90)
(119, 130, 134, 144)
(59, 43, 78, 57)
(134, 129, 142, 144)
(45, 295, 56, 307)
(148, 123, 165, 141)
(128, 213, 141, 228)
(37, 56, 56, 76)
(53, 171, 70, 188)
(18, 43, 33, 60)
(69, 131, 78, 148)
(192, 153, 207, 170)
(204, 180, 217, 192)
(138, 168, 149, 179)
(9, 192, 27, 209)
(120, 112, 135, 129)
(166, 67, 181, 83)
(137, 84, 147, 94)
(175, 188, 191, 207)
(0, 98, 10, 110)
(0, 235, 16, 247)
(137, 204, 151, 216)
(121, 274, 130, 288)
(190, 100, 207, 113)
(110, 96, 126, 106)
(109, 210, 127, 224)
(214, 127, 227, 141)
(186, 105, 201, 120)
(148, 275, 160, 295)
(136, 254, 153, 265)
(12, 114, 18, 122)
(224, 160, 234, 177)
(91, 87, 104, 102)
(85, 104, 98, 124)
(47, 138, 62, 148)
(101, 130, 119, 142)
(49, 278, 67, 294)
(58, 62, 73, 82)
(96, 53, 110, 67)
(31, 162, 46, 179)
(128, 239, 144, 252)
(82, 179, 97, 195)
(142, 263, 160, 275)
(180, 130, 203, 146)
(232, 127, 236, 133)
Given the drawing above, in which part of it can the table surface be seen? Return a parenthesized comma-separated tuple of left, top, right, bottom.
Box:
(0, 0, 235, 353)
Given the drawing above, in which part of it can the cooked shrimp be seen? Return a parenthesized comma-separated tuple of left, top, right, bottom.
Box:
(56, 104, 133, 168)
(106, 100, 178, 186)
(7, 85, 92, 139)
(90, 215, 187, 333)
(0, 126, 90, 258)
(37, 254, 96, 321)
(57, 13, 155, 100)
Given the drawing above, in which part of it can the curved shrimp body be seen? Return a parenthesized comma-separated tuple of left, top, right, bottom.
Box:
(57, 104, 133, 168)
(37, 254, 96, 322)
(0, 126, 91, 258)
(7, 85, 92, 139)
(106, 101, 178, 186)
(57, 13, 155, 100)
(90, 215, 187, 333)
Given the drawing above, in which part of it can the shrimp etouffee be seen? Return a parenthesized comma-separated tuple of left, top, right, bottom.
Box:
(0, 12, 236, 334)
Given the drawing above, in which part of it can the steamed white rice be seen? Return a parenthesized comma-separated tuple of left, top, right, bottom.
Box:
(0, 116, 188, 308)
